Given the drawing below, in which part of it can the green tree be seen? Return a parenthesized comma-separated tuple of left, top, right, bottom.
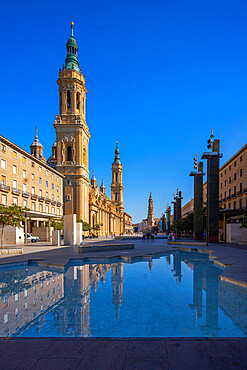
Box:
(77, 219, 91, 232)
(45, 218, 64, 230)
(0, 205, 26, 249)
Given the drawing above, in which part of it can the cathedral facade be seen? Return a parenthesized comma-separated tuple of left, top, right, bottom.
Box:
(48, 22, 124, 236)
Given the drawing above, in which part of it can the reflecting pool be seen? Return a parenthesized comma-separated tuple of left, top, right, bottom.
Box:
(0, 251, 246, 337)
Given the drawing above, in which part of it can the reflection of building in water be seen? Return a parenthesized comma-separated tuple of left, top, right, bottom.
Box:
(218, 280, 247, 335)
(111, 263, 124, 320)
(54, 263, 111, 336)
(0, 269, 64, 337)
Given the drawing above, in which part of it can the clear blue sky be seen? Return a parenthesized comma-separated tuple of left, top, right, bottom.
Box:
(1, 0, 247, 223)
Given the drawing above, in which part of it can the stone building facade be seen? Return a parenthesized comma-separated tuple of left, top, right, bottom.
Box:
(0, 134, 64, 243)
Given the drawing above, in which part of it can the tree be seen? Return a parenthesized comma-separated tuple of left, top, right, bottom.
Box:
(77, 219, 91, 232)
(0, 205, 26, 249)
(45, 218, 64, 230)
(240, 210, 247, 228)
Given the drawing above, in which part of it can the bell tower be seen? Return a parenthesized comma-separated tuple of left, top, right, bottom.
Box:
(111, 142, 123, 210)
(53, 22, 90, 224)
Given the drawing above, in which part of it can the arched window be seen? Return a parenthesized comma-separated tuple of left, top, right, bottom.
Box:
(115, 173, 118, 183)
(60, 92, 62, 111)
(67, 146, 72, 162)
(115, 193, 119, 201)
(67, 91, 71, 109)
(76, 92, 80, 110)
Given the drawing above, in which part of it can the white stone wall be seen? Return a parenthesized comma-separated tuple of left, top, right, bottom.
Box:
(226, 224, 247, 243)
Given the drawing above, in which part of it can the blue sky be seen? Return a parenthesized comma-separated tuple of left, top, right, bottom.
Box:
(0, 0, 247, 223)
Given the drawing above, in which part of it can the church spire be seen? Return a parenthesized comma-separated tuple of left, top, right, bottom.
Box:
(114, 141, 121, 164)
(65, 21, 80, 72)
(147, 192, 154, 227)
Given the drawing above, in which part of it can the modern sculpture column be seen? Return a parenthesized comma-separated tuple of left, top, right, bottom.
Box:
(202, 131, 222, 243)
(166, 205, 171, 233)
(190, 157, 204, 240)
(176, 191, 182, 220)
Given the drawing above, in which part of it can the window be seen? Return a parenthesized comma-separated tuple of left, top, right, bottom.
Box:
(57, 186, 59, 193)
(46, 192, 48, 199)
(41, 293, 43, 301)
(224, 180, 226, 186)
(224, 191, 226, 198)
(46, 170, 48, 176)
(39, 166, 42, 172)
(52, 183, 54, 190)
(57, 177, 59, 182)
(229, 189, 231, 196)
(234, 173, 236, 181)
(23, 199, 27, 207)
(1, 144, 6, 152)
(67, 90, 71, 108)
(32, 173, 34, 181)
(234, 201, 236, 209)
(23, 157, 26, 164)
(25, 302, 28, 310)
(15, 294, 19, 302)
(234, 160, 236, 167)
(220, 173, 222, 178)
(39, 204, 43, 213)
(1, 195, 6, 206)
(1, 175, 6, 186)
(23, 170, 26, 178)
(67, 146, 72, 161)
(224, 169, 226, 175)
(39, 189, 42, 196)
(57, 196, 59, 201)
(229, 165, 231, 171)
(47, 290, 50, 298)
(115, 193, 119, 201)
(13, 151, 17, 158)
(15, 308, 19, 317)
(228, 203, 231, 209)
(46, 205, 49, 213)
(240, 156, 243, 162)
(23, 183, 27, 192)
(52, 207, 55, 215)
(240, 183, 242, 192)
(116, 173, 118, 182)
(57, 208, 60, 216)
(229, 177, 231, 184)
(24, 289, 28, 297)
(52, 174, 54, 179)
(13, 165, 17, 175)
(33, 298, 36, 306)
(52, 194, 54, 200)
(239, 199, 242, 209)
(13, 197, 18, 205)
(32, 202, 35, 211)
(220, 183, 222, 189)
(32, 186, 35, 195)
(39, 177, 42, 185)
(13, 179, 17, 189)
(31, 162, 35, 168)
(1, 159, 6, 169)
(76, 92, 80, 109)
(46, 180, 48, 188)
(33, 285, 36, 293)
(4, 314, 8, 324)
(240, 168, 242, 177)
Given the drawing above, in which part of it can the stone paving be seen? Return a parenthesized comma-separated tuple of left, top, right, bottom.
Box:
(0, 338, 246, 369)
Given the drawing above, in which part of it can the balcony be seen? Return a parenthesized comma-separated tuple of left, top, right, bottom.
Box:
(226, 196, 231, 200)
(38, 196, 44, 202)
(51, 200, 56, 205)
(45, 198, 51, 204)
(222, 197, 226, 202)
(57, 201, 62, 207)
(0, 184, 10, 192)
(22, 191, 30, 198)
(232, 193, 237, 199)
(237, 190, 243, 196)
(31, 194, 38, 200)
(244, 187, 247, 194)
(12, 187, 21, 195)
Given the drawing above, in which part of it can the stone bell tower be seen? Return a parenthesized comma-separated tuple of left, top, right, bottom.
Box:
(111, 142, 123, 210)
(53, 22, 90, 244)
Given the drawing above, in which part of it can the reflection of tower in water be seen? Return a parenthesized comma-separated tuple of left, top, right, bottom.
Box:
(172, 253, 182, 283)
(111, 263, 124, 321)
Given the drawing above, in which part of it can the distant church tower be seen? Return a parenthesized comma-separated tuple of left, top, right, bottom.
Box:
(147, 193, 154, 228)
(30, 127, 46, 163)
(53, 22, 90, 222)
(111, 263, 124, 321)
(111, 142, 123, 210)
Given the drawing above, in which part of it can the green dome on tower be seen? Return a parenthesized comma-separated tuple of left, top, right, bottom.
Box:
(65, 21, 80, 72)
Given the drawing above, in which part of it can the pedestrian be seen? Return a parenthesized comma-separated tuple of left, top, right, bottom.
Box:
(142, 232, 145, 241)
(147, 233, 150, 241)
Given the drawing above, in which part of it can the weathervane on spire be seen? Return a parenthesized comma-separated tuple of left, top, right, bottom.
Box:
(71, 17, 74, 37)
